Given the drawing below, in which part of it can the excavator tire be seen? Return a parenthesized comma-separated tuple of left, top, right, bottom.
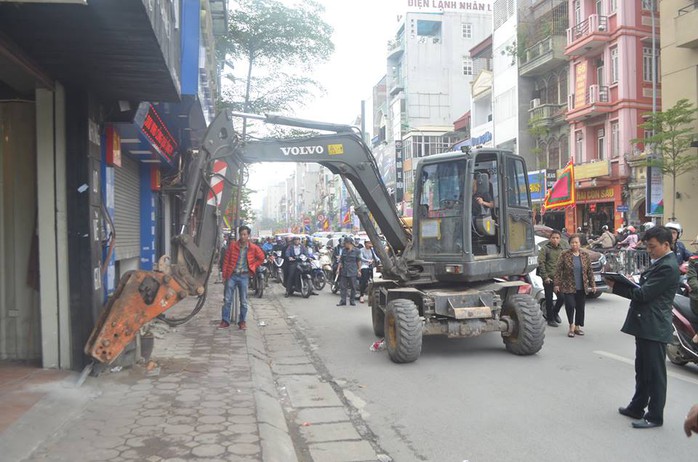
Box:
(501, 294, 545, 355)
(372, 305, 385, 337)
(384, 299, 422, 363)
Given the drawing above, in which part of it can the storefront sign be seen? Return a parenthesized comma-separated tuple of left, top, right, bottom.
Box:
(646, 163, 664, 216)
(574, 62, 587, 109)
(395, 140, 404, 203)
(150, 167, 161, 192)
(574, 159, 610, 179)
(406, 0, 492, 12)
(138, 104, 177, 162)
(545, 170, 557, 189)
(576, 187, 615, 202)
(527, 170, 546, 202)
(105, 125, 121, 167)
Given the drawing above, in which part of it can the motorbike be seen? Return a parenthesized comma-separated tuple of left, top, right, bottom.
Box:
(329, 255, 340, 294)
(667, 292, 698, 367)
(271, 250, 284, 284)
(248, 265, 267, 298)
(288, 254, 313, 298)
(310, 255, 326, 291)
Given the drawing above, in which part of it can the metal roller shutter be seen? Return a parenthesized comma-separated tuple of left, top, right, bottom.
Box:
(113, 155, 141, 260)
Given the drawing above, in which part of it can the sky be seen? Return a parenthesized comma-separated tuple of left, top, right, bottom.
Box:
(246, 0, 403, 209)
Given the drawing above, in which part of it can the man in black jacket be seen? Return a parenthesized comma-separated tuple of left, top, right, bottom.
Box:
(605, 226, 679, 429)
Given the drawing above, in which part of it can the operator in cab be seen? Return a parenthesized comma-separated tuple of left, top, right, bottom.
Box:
(471, 175, 494, 215)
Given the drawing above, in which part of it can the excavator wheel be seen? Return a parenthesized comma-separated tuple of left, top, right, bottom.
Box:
(384, 299, 422, 363)
(501, 294, 545, 355)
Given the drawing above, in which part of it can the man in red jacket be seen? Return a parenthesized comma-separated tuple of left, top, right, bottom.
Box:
(220, 225, 265, 330)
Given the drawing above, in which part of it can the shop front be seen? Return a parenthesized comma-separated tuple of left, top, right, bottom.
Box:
(570, 184, 622, 235)
(541, 169, 565, 230)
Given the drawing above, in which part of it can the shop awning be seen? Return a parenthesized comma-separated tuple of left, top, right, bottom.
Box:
(0, 0, 181, 101)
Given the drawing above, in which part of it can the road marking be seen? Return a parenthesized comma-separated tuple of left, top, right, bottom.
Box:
(593, 350, 698, 386)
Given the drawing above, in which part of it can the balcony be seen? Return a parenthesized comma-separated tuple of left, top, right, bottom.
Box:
(519, 35, 567, 77)
(566, 15, 610, 57)
(567, 85, 612, 121)
(676, 3, 698, 48)
(529, 103, 566, 128)
(387, 38, 405, 60)
(389, 78, 405, 96)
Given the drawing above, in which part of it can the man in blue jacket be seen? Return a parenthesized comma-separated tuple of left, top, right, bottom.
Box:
(605, 226, 679, 429)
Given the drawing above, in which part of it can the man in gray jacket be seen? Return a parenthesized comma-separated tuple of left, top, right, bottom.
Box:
(606, 226, 679, 429)
(336, 237, 361, 306)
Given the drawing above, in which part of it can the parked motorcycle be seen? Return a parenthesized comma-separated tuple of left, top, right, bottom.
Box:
(247, 266, 266, 298)
(272, 250, 284, 284)
(310, 255, 326, 291)
(288, 254, 313, 298)
(667, 293, 698, 367)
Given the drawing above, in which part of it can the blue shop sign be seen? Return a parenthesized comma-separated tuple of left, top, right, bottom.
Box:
(528, 170, 546, 202)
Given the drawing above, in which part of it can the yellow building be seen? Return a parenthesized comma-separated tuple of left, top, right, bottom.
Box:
(660, 0, 698, 243)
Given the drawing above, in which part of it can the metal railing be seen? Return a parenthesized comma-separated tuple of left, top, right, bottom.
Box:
(600, 249, 651, 275)
(567, 14, 608, 44)
(679, 1, 698, 16)
(529, 103, 566, 120)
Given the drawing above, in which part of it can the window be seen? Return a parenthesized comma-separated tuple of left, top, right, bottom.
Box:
(609, 0, 617, 12)
(596, 0, 604, 15)
(643, 47, 659, 82)
(417, 20, 441, 37)
(597, 128, 606, 160)
(462, 57, 473, 76)
(462, 23, 472, 39)
(574, 0, 582, 25)
(611, 122, 620, 157)
(575, 131, 583, 163)
(506, 158, 530, 209)
(642, 0, 656, 11)
(610, 47, 619, 83)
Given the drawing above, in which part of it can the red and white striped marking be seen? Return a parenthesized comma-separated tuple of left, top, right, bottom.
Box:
(207, 160, 227, 206)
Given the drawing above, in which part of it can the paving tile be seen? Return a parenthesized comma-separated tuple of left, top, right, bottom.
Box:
(279, 375, 343, 408)
(308, 441, 377, 462)
(299, 422, 362, 443)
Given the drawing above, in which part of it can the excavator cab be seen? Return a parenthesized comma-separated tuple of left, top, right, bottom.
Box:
(412, 149, 535, 283)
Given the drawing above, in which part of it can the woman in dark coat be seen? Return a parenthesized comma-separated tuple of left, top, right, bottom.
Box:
(554, 234, 597, 337)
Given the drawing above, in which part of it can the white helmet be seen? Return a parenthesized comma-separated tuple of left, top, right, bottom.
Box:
(665, 221, 683, 239)
(642, 221, 656, 231)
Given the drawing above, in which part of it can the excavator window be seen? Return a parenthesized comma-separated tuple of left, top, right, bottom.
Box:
(417, 160, 466, 255)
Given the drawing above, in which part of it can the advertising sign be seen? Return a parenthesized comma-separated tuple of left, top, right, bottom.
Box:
(395, 140, 404, 203)
(574, 62, 587, 109)
(406, 0, 492, 12)
(646, 163, 664, 216)
(527, 170, 546, 202)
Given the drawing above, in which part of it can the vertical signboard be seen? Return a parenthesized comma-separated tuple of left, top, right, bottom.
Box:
(395, 140, 404, 203)
(646, 162, 664, 216)
(574, 62, 587, 109)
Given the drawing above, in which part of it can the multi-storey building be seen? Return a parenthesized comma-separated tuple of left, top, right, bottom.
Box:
(519, 0, 570, 229)
(564, 0, 659, 233)
(659, 0, 698, 239)
(469, 36, 494, 149)
(386, 2, 493, 214)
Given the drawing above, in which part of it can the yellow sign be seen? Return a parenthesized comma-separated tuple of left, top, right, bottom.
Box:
(576, 187, 615, 202)
(404, 158, 413, 171)
(574, 160, 610, 179)
(574, 62, 587, 109)
(328, 144, 344, 155)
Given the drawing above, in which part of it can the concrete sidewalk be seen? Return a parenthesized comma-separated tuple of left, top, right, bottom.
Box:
(0, 278, 296, 462)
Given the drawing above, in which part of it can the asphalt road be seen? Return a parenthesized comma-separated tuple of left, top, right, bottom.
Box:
(270, 282, 698, 462)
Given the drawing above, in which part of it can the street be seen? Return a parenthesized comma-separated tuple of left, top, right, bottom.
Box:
(268, 281, 698, 461)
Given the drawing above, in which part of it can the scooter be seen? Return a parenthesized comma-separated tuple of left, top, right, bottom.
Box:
(287, 254, 313, 298)
(249, 265, 267, 298)
(667, 292, 698, 367)
(272, 250, 284, 284)
(310, 255, 326, 291)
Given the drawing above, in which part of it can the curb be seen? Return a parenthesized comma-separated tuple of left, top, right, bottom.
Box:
(248, 310, 299, 462)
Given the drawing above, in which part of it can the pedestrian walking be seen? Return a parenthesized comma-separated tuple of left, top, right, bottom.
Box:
(358, 240, 380, 303)
(220, 225, 266, 330)
(538, 229, 565, 326)
(336, 237, 361, 307)
(605, 226, 679, 429)
(554, 234, 596, 337)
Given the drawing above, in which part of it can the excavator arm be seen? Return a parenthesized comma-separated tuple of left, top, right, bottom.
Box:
(85, 110, 411, 363)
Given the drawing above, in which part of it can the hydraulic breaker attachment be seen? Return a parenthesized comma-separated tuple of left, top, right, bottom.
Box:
(85, 271, 188, 364)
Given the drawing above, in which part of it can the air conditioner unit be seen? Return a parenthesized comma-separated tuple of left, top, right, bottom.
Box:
(530, 98, 541, 109)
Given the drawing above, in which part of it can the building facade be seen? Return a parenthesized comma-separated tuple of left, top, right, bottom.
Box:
(564, 0, 659, 233)
(0, 0, 225, 369)
(659, 0, 698, 240)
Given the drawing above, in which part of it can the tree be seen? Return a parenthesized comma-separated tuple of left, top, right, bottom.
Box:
(225, 186, 256, 227)
(633, 98, 698, 220)
(219, 0, 334, 118)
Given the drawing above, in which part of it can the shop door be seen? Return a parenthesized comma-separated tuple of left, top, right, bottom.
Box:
(113, 155, 141, 261)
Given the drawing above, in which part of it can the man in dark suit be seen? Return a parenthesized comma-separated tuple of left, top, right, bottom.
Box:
(605, 226, 679, 429)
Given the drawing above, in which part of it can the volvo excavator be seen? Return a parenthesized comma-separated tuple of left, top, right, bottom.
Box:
(85, 110, 544, 365)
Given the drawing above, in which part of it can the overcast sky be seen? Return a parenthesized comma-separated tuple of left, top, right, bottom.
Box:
(247, 0, 402, 208)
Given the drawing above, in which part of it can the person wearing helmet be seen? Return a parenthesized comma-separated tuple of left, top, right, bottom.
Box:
(617, 225, 638, 249)
(687, 236, 698, 343)
(665, 222, 692, 265)
(589, 225, 616, 249)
